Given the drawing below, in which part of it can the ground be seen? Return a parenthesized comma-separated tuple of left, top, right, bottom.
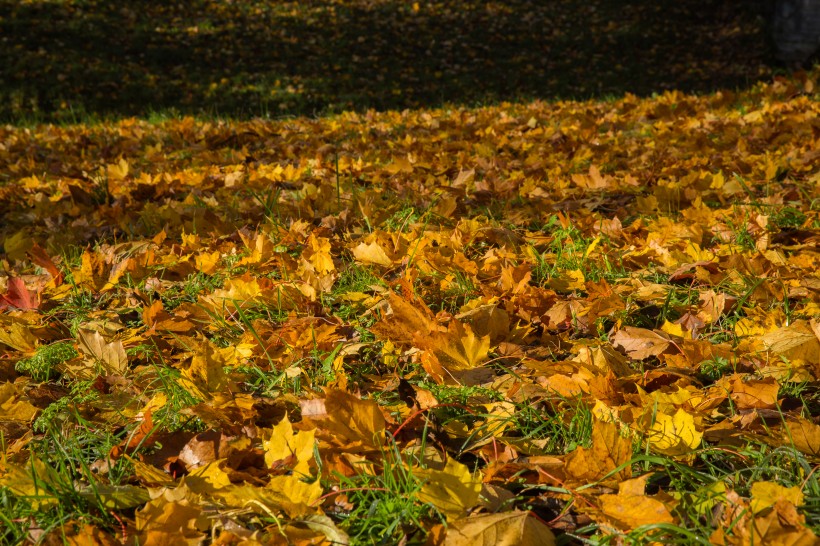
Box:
(1, 1, 820, 545)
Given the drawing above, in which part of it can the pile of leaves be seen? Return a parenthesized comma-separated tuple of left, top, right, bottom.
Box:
(1, 71, 820, 544)
(0, 0, 772, 121)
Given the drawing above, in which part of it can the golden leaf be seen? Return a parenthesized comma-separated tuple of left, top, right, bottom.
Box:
(351, 240, 393, 267)
(443, 511, 556, 546)
(611, 327, 672, 360)
(263, 415, 317, 477)
(648, 408, 702, 456)
(565, 419, 632, 486)
(415, 458, 482, 521)
(750, 481, 804, 514)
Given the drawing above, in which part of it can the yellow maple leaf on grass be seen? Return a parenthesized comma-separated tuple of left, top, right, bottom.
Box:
(750, 482, 804, 514)
(591, 474, 677, 531)
(186, 460, 321, 518)
(263, 415, 317, 477)
(646, 408, 702, 457)
(414, 458, 482, 521)
(433, 321, 491, 372)
(442, 511, 556, 545)
(0, 382, 39, 422)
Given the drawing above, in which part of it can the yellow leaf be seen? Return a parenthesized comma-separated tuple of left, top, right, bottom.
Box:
(300, 389, 386, 449)
(611, 326, 672, 360)
(78, 483, 150, 510)
(0, 315, 38, 353)
(107, 158, 129, 181)
(648, 408, 702, 456)
(547, 269, 585, 292)
(415, 458, 482, 521)
(599, 492, 675, 529)
(182, 341, 234, 396)
(0, 459, 60, 509)
(783, 418, 820, 457)
(306, 234, 335, 274)
(731, 377, 779, 410)
(433, 321, 490, 371)
(750, 481, 804, 514)
(3, 231, 33, 261)
(135, 491, 208, 545)
(583, 236, 601, 259)
(263, 415, 317, 477)
(660, 320, 687, 339)
(194, 251, 220, 274)
(351, 241, 393, 267)
(189, 461, 321, 518)
(565, 419, 632, 486)
(0, 382, 39, 422)
(760, 321, 820, 363)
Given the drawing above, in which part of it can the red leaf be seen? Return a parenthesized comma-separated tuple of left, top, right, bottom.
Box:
(28, 243, 63, 285)
(0, 277, 40, 310)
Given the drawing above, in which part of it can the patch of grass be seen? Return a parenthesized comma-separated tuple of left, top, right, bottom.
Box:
(323, 261, 385, 322)
(772, 206, 807, 229)
(333, 442, 443, 544)
(435, 270, 481, 314)
(508, 398, 595, 454)
(1, 416, 131, 544)
(15, 340, 78, 382)
(697, 356, 733, 384)
(47, 289, 107, 336)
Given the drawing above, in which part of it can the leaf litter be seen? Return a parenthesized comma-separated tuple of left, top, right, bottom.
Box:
(1, 71, 820, 544)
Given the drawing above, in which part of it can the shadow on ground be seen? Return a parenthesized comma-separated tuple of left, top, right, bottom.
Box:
(1, 0, 776, 121)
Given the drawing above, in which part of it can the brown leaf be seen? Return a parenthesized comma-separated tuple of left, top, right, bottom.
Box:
(77, 328, 128, 374)
(442, 511, 556, 546)
(611, 327, 673, 360)
(731, 377, 779, 410)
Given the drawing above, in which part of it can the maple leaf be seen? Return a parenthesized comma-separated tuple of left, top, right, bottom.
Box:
(441, 511, 556, 545)
(414, 458, 482, 521)
(432, 320, 491, 372)
(0, 277, 40, 310)
(77, 328, 128, 375)
(611, 326, 674, 360)
(564, 419, 631, 486)
(597, 485, 676, 530)
(646, 408, 702, 456)
(263, 415, 316, 477)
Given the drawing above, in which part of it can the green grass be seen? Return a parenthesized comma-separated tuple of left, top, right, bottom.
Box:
(333, 442, 444, 545)
(1, 416, 136, 544)
(15, 340, 78, 382)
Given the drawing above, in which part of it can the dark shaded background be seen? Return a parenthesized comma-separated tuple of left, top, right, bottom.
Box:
(1, 0, 776, 122)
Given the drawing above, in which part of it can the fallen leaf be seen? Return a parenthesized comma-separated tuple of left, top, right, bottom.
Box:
(598, 491, 676, 530)
(77, 328, 128, 374)
(565, 419, 632, 486)
(0, 382, 39, 422)
(647, 408, 702, 456)
(415, 458, 482, 521)
(612, 327, 673, 360)
(750, 481, 804, 514)
(731, 377, 779, 410)
(0, 277, 40, 310)
(264, 414, 317, 476)
(443, 511, 556, 546)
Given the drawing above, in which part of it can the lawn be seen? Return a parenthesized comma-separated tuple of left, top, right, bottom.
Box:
(2, 1, 820, 545)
